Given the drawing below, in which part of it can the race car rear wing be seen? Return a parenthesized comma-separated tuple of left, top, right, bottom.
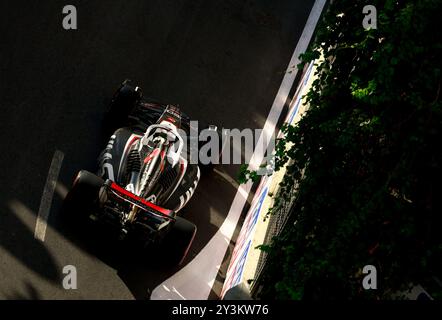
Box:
(104, 180, 176, 221)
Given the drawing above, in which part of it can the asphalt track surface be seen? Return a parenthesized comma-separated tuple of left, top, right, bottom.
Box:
(0, 0, 314, 299)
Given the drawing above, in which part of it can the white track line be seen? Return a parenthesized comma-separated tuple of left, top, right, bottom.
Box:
(151, 0, 326, 300)
(34, 150, 64, 242)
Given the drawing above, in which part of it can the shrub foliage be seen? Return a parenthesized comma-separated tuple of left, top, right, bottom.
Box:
(258, 0, 442, 299)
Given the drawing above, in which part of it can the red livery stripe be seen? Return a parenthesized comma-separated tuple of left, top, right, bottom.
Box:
(110, 182, 172, 216)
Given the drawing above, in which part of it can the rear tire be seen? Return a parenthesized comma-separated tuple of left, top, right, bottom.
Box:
(162, 217, 197, 266)
(63, 170, 104, 222)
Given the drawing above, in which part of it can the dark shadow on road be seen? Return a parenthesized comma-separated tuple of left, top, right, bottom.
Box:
(3, 281, 42, 300)
(0, 202, 61, 285)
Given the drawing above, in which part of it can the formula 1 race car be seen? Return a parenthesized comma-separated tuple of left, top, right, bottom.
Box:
(64, 80, 220, 265)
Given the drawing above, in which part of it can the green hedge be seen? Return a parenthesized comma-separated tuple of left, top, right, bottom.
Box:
(258, 0, 442, 299)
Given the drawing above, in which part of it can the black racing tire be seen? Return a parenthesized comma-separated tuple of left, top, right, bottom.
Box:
(105, 79, 142, 132)
(63, 170, 104, 222)
(162, 217, 197, 266)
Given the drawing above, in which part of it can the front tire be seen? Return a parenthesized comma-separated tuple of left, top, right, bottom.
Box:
(105, 79, 142, 132)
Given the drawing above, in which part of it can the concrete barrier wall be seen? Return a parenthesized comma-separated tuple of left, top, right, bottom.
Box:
(222, 61, 317, 299)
